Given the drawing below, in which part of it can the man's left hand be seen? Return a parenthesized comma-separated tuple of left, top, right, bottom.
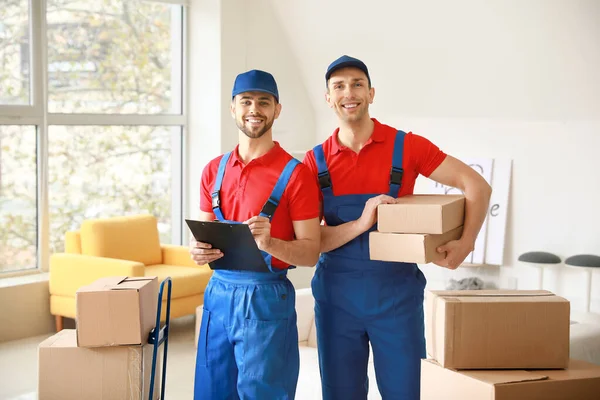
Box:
(434, 239, 474, 270)
(245, 216, 272, 251)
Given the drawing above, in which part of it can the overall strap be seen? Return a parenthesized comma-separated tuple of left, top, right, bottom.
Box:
(388, 130, 406, 197)
(211, 152, 232, 221)
(313, 144, 333, 197)
(259, 158, 301, 220)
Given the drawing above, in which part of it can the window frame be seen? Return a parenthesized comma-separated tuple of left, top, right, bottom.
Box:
(0, 0, 188, 276)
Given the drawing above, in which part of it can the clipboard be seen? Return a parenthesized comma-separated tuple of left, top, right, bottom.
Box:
(185, 219, 270, 272)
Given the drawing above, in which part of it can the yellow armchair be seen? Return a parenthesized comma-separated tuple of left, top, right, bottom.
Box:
(49, 214, 212, 331)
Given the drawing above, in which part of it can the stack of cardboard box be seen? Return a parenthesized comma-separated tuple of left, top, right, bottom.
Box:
(369, 194, 465, 264)
(369, 194, 600, 398)
(38, 276, 161, 400)
(422, 290, 600, 399)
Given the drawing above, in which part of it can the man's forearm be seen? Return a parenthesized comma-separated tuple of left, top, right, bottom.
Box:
(460, 183, 492, 247)
(264, 238, 320, 267)
(320, 221, 365, 253)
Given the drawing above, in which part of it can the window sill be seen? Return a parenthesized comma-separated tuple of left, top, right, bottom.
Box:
(0, 271, 49, 289)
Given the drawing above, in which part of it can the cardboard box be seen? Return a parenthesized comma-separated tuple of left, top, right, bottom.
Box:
(38, 329, 161, 400)
(421, 358, 600, 400)
(426, 290, 570, 369)
(76, 276, 158, 347)
(377, 194, 464, 234)
(369, 225, 463, 264)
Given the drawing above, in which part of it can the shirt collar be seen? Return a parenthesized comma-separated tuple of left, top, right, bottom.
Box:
(231, 141, 282, 166)
(329, 118, 385, 155)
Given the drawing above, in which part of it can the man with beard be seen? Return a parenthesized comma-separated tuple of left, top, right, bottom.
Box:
(190, 70, 321, 399)
(303, 56, 492, 400)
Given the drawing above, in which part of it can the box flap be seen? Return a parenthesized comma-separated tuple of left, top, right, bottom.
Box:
(428, 290, 569, 305)
(539, 359, 600, 381)
(429, 290, 555, 298)
(39, 329, 77, 348)
(76, 276, 129, 293)
(461, 369, 549, 385)
(392, 194, 465, 206)
(423, 360, 548, 385)
(110, 276, 155, 291)
(38, 330, 67, 348)
(123, 276, 156, 282)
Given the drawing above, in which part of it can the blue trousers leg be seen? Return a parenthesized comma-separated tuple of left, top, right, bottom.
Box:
(312, 266, 370, 400)
(315, 299, 370, 400)
(193, 282, 238, 400)
(368, 289, 425, 400)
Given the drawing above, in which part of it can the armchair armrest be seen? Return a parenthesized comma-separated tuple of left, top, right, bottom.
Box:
(49, 253, 145, 297)
(161, 244, 207, 268)
(295, 288, 315, 342)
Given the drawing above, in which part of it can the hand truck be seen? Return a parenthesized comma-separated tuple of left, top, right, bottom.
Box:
(148, 277, 173, 400)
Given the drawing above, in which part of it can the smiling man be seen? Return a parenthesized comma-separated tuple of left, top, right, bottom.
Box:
(303, 55, 492, 400)
(190, 69, 321, 400)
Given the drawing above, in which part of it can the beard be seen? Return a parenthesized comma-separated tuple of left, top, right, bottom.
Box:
(236, 114, 274, 139)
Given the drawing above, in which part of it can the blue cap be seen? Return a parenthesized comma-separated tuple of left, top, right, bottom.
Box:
(232, 70, 279, 102)
(325, 55, 371, 86)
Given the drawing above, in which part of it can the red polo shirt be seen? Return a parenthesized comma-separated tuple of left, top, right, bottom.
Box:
(303, 119, 447, 201)
(200, 142, 320, 269)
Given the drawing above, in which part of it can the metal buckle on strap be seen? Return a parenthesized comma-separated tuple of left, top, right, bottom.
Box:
(261, 197, 278, 218)
(318, 171, 332, 189)
(211, 191, 220, 209)
(390, 167, 404, 186)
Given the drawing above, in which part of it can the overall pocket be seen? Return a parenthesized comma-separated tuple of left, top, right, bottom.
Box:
(243, 318, 288, 380)
(196, 309, 211, 367)
(335, 204, 363, 222)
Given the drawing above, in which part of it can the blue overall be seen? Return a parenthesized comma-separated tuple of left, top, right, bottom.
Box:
(194, 152, 300, 400)
(311, 131, 427, 400)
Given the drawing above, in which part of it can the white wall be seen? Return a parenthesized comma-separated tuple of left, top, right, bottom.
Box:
(187, 0, 318, 289)
(266, 0, 600, 310)
(242, 1, 320, 288)
(187, 0, 224, 221)
(187, 0, 316, 223)
(269, 0, 600, 128)
(243, 2, 316, 156)
(402, 118, 600, 314)
(189, 1, 600, 309)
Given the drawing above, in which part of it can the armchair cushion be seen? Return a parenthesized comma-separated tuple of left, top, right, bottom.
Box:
(80, 214, 162, 266)
(160, 244, 197, 267)
(65, 231, 82, 254)
(49, 253, 145, 297)
(145, 264, 212, 299)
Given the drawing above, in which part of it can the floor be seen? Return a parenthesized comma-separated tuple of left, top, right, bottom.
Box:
(0, 316, 198, 400)
(0, 316, 352, 400)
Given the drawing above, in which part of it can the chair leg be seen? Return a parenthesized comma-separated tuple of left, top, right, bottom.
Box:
(55, 315, 63, 332)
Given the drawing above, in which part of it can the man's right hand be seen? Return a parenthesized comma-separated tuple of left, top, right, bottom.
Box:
(189, 239, 223, 265)
(356, 194, 396, 233)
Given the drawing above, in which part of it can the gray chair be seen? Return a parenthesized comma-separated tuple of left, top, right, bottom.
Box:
(565, 254, 600, 312)
(518, 251, 561, 289)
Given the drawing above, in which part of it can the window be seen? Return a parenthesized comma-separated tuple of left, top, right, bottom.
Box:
(47, 0, 182, 114)
(0, 0, 187, 276)
(48, 125, 179, 252)
(0, 126, 37, 273)
(0, 0, 30, 105)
